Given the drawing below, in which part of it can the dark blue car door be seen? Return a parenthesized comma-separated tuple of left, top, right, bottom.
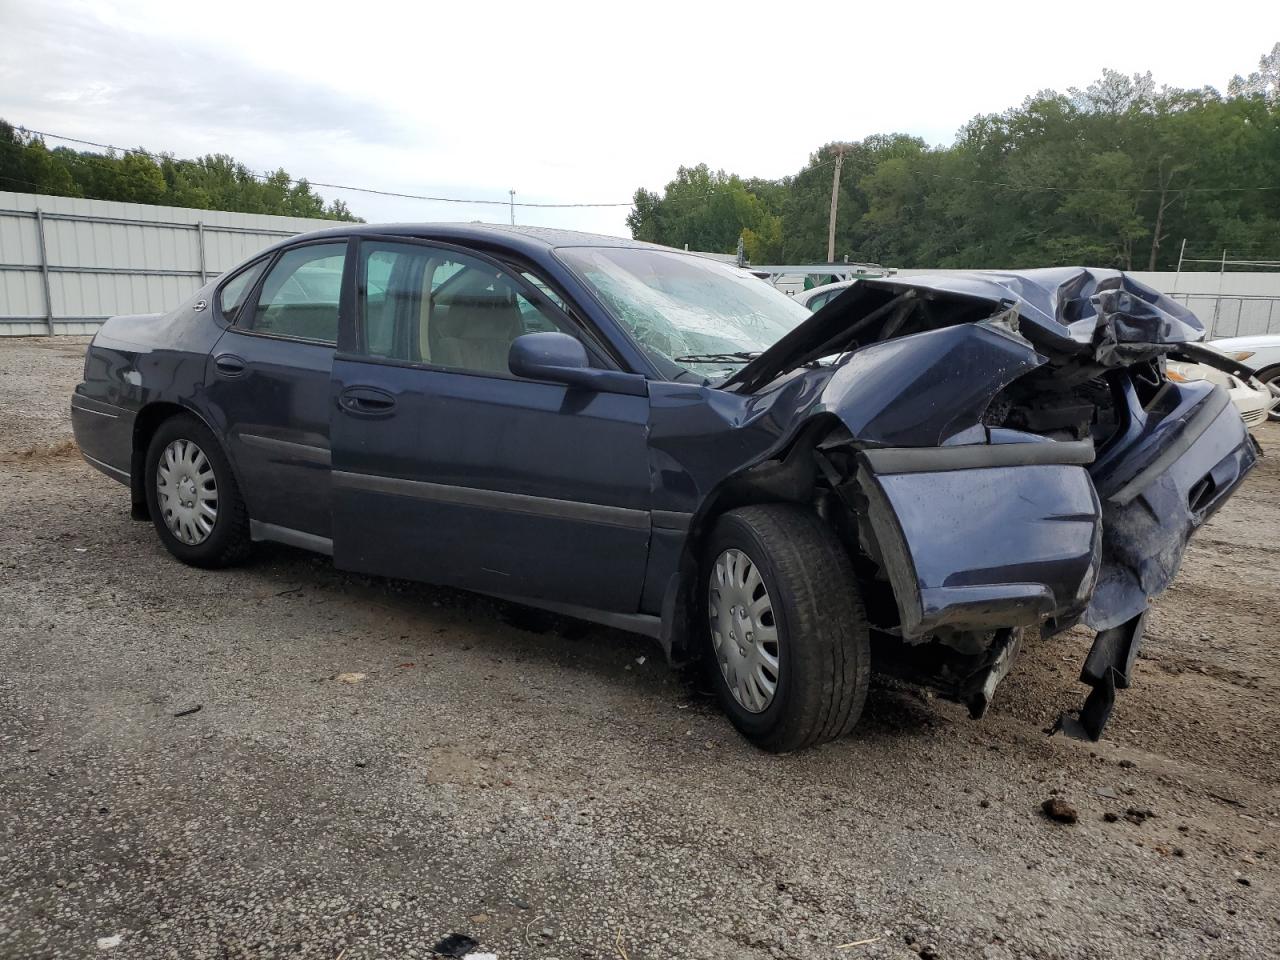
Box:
(328, 237, 652, 612)
(204, 239, 350, 542)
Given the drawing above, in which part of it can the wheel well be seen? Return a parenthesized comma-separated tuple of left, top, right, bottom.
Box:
(664, 414, 853, 662)
(128, 402, 200, 518)
(1254, 362, 1280, 382)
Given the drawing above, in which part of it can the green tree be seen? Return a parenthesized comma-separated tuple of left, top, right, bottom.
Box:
(626, 164, 784, 257)
(0, 122, 361, 222)
(0, 121, 80, 195)
(628, 43, 1280, 272)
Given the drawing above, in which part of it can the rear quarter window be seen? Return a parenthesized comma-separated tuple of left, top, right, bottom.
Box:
(217, 259, 268, 323)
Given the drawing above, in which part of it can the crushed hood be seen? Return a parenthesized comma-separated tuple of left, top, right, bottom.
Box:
(727, 267, 1205, 393)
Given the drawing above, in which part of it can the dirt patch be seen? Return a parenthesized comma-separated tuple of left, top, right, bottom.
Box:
(2, 437, 79, 464)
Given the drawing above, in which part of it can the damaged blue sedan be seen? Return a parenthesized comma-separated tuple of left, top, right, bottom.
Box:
(71, 225, 1260, 751)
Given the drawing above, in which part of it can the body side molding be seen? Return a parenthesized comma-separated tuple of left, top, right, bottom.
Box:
(249, 520, 334, 556)
(238, 433, 332, 466)
(332, 470, 650, 531)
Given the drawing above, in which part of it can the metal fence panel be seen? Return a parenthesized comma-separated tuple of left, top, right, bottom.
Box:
(201, 227, 298, 274)
(0, 208, 41, 264)
(0, 268, 44, 317)
(0, 190, 341, 336)
(7, 198, 1280, 340)
(1169, 294, 1280, 339)
(52, 271, 197, 318)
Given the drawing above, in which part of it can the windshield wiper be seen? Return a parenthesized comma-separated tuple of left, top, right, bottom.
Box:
(673, 351, 761, 364)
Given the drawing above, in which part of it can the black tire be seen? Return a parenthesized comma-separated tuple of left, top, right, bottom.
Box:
(1257, 366, 1280, 422)
(701, 504, 871, 752)
(144, 413, 252, 568)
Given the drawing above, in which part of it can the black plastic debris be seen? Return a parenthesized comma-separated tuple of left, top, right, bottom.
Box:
(1054, 612, 1146, 741)
(432, 933, 479, 957)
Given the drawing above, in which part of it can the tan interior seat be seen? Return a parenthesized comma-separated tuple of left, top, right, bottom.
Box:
(429, 294, 525, 375)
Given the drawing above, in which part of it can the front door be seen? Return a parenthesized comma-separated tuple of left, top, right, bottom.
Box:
(329, 237, 651, 612)
(205, 239, 349, 541)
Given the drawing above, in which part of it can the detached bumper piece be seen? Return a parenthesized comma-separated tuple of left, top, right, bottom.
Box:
(856, 440, 1102, 641)
(1054, 611, 1146, 741)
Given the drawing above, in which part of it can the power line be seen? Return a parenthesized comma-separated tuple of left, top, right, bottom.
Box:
(15, 127, 635, 209)
(13, 122, 1280, 229)
(15, 125, 849, 216)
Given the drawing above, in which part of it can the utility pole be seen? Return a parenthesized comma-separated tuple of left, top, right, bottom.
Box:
(509, 189, 516, 226)
(826, 145, 844, 264)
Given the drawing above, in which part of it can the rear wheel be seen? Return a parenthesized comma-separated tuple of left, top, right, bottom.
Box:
(702, 504, 871, 752)
(144, 414, 251, 567)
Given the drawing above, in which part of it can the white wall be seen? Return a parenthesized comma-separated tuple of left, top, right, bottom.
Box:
(0, 191, 344, 336)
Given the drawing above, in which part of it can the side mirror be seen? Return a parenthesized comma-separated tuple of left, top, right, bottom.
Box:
(508, 332, 647, 397)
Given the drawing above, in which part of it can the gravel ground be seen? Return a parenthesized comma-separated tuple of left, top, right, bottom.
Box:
(1, 336, 1276, 960)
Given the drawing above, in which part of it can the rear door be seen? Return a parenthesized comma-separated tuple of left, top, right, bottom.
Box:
(329, 237, 652, 612)
(205, 239, 350, 542)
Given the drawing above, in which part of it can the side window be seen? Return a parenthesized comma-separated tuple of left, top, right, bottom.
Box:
(364, 250, 396, 357)
(248, 242, 347, 343)
(217, 259, 268, 323)
(358, 241, 585, 376)
(518, 272, 566, 333)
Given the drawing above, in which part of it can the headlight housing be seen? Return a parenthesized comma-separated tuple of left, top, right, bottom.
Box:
(1166, 362, 1204, 383)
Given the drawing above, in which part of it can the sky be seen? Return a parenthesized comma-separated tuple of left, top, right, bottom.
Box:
(1, 0, 1275, 237)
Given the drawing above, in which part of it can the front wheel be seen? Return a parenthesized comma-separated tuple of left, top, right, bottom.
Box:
(702, 504, 871, 752)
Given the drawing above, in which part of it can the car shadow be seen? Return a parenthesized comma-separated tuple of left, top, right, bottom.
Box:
(247, 542, 951, 746)
(250, 541, 667, 670)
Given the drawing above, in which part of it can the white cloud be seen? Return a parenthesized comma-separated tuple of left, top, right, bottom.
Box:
(1, 0, 1273, 236)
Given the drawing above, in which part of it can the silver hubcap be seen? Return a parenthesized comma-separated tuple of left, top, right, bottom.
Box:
(708, 548, 780, 713)
(156, 439, 218, 545)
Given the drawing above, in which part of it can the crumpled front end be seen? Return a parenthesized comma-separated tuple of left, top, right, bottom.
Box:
(720, 267, 1260, 738)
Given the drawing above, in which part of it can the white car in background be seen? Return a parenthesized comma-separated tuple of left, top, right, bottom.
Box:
(1172, 340, 1280, 430)
(1210, 335, 1280, 423)
(793, 280, 856, 311)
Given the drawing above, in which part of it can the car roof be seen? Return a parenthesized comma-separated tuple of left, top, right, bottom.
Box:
(268, 222, 691, 261)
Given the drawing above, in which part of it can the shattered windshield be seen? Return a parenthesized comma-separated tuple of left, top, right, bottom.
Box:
(557, 246, 811, 380)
